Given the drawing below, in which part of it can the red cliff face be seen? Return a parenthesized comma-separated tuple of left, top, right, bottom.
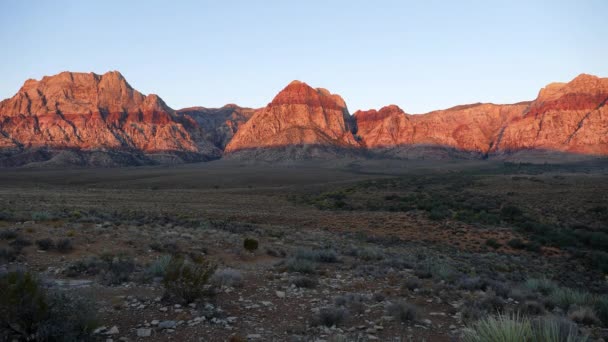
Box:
(354, 103, 528, 155)
(491, 74, 608, 155)
(224, 81, 358, 153)
(0, 71, 198, 154)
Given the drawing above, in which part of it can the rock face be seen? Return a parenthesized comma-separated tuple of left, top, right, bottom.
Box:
(1, 72, 607, 166)
(491, 74, 608, 155)
(176, 104, 255, 152)
(0, 71, 198, 154)
(224, 81, 358, 157)
(354, 103, 529, 158)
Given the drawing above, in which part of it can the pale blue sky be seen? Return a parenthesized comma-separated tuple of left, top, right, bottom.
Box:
(1, 0, 606, 113)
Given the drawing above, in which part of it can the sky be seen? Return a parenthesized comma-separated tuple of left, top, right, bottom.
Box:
(0, 0, 607, 114)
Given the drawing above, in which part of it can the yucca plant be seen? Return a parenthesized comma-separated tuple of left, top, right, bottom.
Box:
(463, 313, 532, 342)
(531, 316, 588, 342)
(549, 288, 595, 310)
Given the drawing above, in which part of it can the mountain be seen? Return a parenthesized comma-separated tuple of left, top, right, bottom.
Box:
(0, 71, 226, 166)
(1, 71, 607, 167)
(490, 74, 608, 155)
(176, 104, 255, 153)
(224, 81, 359, 159)
(354, 103, 529, 159)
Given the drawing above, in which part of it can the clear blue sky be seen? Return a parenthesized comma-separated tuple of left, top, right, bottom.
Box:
(1, 0, 606, 114)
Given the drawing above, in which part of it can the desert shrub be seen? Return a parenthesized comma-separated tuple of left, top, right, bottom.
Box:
(518, 301, 546, 316)
(100, 254, 136, 285)
(428, 206, 451, 220)
(386, 300, 417, 322)
(31, 211, 53, 221)
(568, 306, 600, 326)
(334, 293, 367, 314)
(0, 271, 97, 340)
(0, 229, 18, 240)
(485, 239, 501, 249)
(508, 238, 526, 249)
(596, 296, 608, 327)
(314, 306, 347, 327)
(589, 251, 608, 273)
(457, 276, 487, 291)
(463, 313, 531, 342)
(295, 248, 338, 263)
(243, 238, 259, 252)
(286, 258, 316, 274)
(163, 257, 216, 304)
(145, 255, 172, 278)
(500, 205, 524, 222)
(9, 236, 32, 248)
(149, 240, 181, 254)
(56, 238, 74, 253)
(64, 256, 104, 277)
(0, 247, 20, 263)
(357, 247, 384, 261)
(403, 277, 421, 291)
(265, 246, 286, 258)
(524, 278, 558, 296)
(291, 276, 318, 288)
(531, 316, 589, 342)
(211, 268, 244, 288)
(35, 238, 55, 251)
(37, 292, 98, 341)
(549, 288, 595, 310)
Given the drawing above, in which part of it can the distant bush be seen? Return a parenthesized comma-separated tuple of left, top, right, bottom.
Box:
(211, 268, 244, 288)
(0, 229, 18, 240)
(0, 247, 20, 263)
(64, 256, 104, 277)
(31, 211, 53, 221)
(508, 238, 526, 249)
(524, 278, 558, 296)
(56, 238, 74, 253)
(313, 306, 347, 327)
(163, 257, 216, 304)
(9, 236, 32, 248)
(145, 255, 172, 278)
(291, 276, 318, 288)
(596, 296, 608, 327)
(568, 306, 600, 326)
(549, 287, 595, 310)
(243, 238, 259, 252)
(386, 300, 417, 322)
(485, 239, 501, 249)
(295, 248, 338, 263)
(0, 270, 97, 340)
(286, 258, 316, 274)
(100, 254, 136, 285)
(35, 238, 54, 251)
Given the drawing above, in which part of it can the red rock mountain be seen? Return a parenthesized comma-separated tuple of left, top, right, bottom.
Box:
(1, 71, 607, 166)
(0, 71, 199, 154)
(224, 81, 358, 154)
(491, 74, 608, 155)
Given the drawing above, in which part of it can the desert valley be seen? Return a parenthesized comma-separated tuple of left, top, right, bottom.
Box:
(0, 69, 607, 342)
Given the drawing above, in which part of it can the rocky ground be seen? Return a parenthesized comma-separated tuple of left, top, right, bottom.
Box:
(0, 160, 607, 341)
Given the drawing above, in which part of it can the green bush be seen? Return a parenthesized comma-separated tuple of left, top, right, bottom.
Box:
(163, 257, 216, 304)
(485, 239, 501, 249)
(531, 316, 589, 342)
(243, 238, 259, 252)
(508, 238, 526, 249)
(524, 278, 558, 296)
(549, 287, 595, 310)
(313, 306, 347, 327)
(36, 238, 55, 251)
(386, 301, 417, 322)
(286, 258, 316, 274)
(595, 296, 608, 327)
(463, 313, 532, 342)
(0, 271, 97, 340)
(146, 255, 172, 278)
